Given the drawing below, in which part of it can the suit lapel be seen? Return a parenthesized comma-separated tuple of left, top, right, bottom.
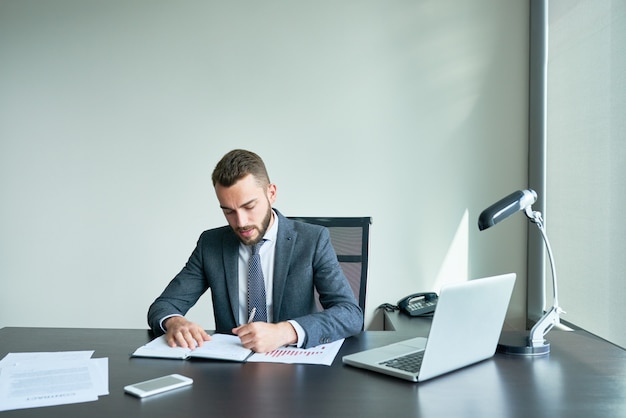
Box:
(222, 231, 241, 324)
(272, 211, 296, 320)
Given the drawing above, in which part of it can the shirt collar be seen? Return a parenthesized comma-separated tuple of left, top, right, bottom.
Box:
(263, 209, 279, 242)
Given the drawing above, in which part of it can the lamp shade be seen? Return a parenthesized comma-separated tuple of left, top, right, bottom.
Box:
(478, 189, 537, 230)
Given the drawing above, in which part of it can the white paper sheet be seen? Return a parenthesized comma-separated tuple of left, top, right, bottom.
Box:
(0, 351, 94, 365)
(247, 339, 344, 365)
(0, 352, 108, 412)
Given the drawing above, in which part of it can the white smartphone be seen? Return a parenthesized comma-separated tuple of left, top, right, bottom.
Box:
(124, 374, 193, 398)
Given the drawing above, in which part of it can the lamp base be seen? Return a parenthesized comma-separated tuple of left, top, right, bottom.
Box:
(497, 331, 550, 356)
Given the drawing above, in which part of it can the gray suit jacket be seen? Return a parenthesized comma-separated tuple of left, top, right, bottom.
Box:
(147, 209, 363, 348)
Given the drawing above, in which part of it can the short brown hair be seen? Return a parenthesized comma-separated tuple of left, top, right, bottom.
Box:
(211, 149, 270, 187)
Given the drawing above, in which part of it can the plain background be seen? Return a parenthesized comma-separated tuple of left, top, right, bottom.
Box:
(0, 0, 529, 331)
(546, 0, 626, 348)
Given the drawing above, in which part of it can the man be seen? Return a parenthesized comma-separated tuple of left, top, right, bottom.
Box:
(148, 149, 363, 353)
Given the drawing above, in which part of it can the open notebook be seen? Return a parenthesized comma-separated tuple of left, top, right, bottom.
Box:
(132, 333, 252, 362)
(343, 273, 516, 382)
(131, 333, 344, 365)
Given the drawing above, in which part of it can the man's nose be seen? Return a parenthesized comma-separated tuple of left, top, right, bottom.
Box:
(234, 211, 247, 228)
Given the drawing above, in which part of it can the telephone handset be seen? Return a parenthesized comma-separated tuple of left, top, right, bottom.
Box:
(397, 292, 438, 317)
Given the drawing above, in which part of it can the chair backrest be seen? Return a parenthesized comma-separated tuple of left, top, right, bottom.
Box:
(288, 216, 372, 313)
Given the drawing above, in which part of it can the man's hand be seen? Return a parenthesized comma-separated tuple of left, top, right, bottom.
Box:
(163, 316, 211, 349)
(232, 321, 297, 353)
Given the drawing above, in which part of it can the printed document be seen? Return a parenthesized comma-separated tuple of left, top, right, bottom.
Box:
(0, 351, 108, 412)
(247, 339, 344, 366)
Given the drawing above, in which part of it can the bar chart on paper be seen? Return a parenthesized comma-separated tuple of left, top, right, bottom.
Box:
(247, 339, 344, 365)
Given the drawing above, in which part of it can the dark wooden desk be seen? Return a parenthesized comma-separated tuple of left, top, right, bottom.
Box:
(1, 327, 625, 417)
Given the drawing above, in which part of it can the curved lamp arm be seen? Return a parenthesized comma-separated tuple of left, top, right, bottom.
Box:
(525, 208, 565, 347)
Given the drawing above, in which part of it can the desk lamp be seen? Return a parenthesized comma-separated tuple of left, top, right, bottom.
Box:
(478, 189, 564, 356)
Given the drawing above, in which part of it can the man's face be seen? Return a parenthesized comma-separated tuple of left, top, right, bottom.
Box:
(215, 173, 276, 246)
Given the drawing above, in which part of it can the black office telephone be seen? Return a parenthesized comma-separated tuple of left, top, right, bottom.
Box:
(397, 292, 438, 317)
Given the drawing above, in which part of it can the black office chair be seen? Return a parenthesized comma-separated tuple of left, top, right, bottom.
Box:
(288, 217, 372, 314)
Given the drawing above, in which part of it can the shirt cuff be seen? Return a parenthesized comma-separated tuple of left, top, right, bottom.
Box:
(287, 320, 306, 348)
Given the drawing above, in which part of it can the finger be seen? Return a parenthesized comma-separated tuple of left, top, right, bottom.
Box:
(236, 328, 256, 349)
(171, 330, 193, 349)
(183, 331, 199, 349)
(169, 332, 187, 348)
(233, 323, 253, 335)
(191, 329, 210, 347)
(166, 334, 178, 348)
(172, 332, 186, 348)
(234, 324, 253, 338)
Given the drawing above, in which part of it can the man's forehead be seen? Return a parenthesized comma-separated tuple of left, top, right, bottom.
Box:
(216, 178, 267, 206)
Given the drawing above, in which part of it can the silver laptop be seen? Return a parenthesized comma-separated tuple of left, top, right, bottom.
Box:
(343, 273, 516, 382)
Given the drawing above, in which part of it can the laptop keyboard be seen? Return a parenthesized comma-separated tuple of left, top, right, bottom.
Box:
(379, 351, 424, 373)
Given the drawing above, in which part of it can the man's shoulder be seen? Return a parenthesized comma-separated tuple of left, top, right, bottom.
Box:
(197, 224, 233, 241)
(280, 215, 327, 239)
(289, 218, 325, 232)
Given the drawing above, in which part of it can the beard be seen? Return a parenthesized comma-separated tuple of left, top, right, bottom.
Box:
(238, 205, 273, 246)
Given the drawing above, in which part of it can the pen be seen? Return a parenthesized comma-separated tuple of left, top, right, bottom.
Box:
(247, 307, 256, 324)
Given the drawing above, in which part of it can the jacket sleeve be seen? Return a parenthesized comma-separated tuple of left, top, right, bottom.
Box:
(147, 234, 209, 335)
(289, 226, 364, 347)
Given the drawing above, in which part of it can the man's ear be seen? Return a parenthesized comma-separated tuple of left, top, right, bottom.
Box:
(267, 183, 277, 204)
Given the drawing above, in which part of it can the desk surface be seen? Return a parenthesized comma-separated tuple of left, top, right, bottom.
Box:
(1, 327, 625, 418)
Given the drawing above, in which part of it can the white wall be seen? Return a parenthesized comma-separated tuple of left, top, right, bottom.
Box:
(546, 0, 626, 348)
(0, 0, 530, 331)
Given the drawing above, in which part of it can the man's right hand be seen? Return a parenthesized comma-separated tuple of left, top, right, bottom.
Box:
(163, 316, 211, 349)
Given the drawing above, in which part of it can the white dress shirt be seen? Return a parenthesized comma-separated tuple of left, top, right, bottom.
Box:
(237, 210, 305, 347)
